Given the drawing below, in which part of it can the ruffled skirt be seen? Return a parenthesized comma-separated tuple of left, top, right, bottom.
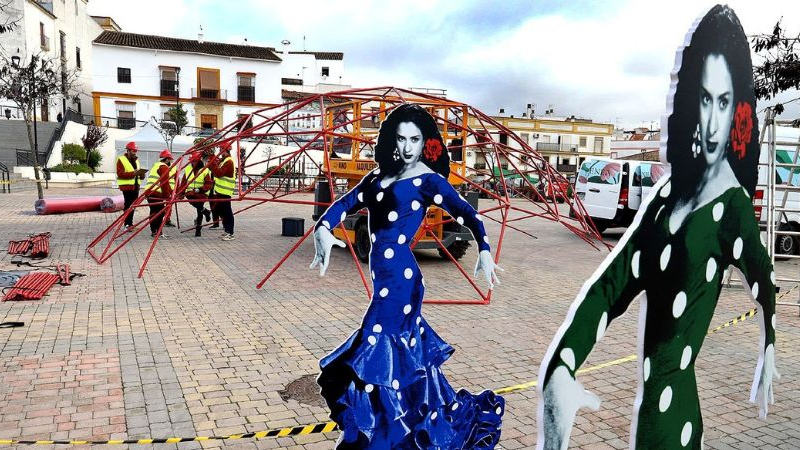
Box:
(318, 317, 504, 449)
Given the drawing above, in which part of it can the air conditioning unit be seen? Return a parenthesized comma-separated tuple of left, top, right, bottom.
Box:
(467, 151, 473, 157)
(532, 133, 540, 139)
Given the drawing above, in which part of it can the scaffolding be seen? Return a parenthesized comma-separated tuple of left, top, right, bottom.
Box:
(758, 108, 800, 311)
(87, 87, 608, 303)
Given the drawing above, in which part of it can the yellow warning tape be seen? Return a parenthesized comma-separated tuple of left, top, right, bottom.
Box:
(0, 309, 759, 445)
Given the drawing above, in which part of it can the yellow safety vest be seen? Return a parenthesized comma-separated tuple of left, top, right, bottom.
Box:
(184, 165, 210, 190)
(145, 161, 177, 194)
(116, 155, 140, 187)
(213, 156, 235, 196)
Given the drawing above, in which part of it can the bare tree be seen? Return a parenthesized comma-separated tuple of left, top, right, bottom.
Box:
(0, 52, 80, 199)
(752, 20, 800, 115)
(0, 0, 21, 34)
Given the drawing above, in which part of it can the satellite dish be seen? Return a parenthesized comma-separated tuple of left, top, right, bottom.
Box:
(281, 39, 291, 45)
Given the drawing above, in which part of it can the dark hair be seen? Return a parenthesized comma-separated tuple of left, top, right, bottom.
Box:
(374, 104, 450, 178)
(665, 5, 759, 199)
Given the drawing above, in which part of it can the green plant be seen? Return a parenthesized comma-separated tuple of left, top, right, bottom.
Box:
(62, 143, 87, 164)
(50, 163, 92, 174)
(87, 149, 103, 171)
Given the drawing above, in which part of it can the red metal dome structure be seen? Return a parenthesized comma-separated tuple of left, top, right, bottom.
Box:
(88, 87, 605, 304)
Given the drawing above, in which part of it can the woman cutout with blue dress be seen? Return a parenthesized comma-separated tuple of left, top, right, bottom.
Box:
(537, 6, 778, 449)
(311, 104, 505, 449)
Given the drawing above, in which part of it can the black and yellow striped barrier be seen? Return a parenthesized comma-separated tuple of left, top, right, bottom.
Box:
(708, 308, 757, 334)
(0, 422, 339, 445)
(0, 308, 763, 445)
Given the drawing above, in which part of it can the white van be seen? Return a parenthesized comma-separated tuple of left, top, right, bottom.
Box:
(757, 125, 800, 254)
(573, 157, 669, 233)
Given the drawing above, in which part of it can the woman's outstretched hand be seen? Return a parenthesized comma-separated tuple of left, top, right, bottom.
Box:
(538, 366, 602, 450)
(310, 226, 346, 277)
(752, 343, 780, 419)
(474, 249, 503, 290)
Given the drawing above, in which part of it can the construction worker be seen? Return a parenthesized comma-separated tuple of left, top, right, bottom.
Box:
(144, 149, 176, 238)
(211, 142, 236, 241)
(182, 152, 213, 237)
(116, 141, 147, 229)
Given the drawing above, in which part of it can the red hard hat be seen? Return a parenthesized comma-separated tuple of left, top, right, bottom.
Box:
(125, 142, 138, 152)
(218, 141, 232, 152)
(159, 149, 174, 159)
(189, 153, 201, 163)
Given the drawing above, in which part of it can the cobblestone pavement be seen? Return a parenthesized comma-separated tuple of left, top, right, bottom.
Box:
(0, 186, 798, 449)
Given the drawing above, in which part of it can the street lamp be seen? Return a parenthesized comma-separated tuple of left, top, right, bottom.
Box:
(11, 55, 20, 67)
(175, 67, 181, 135)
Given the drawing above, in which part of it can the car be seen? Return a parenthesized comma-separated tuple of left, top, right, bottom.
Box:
(573, 158, 668, 233)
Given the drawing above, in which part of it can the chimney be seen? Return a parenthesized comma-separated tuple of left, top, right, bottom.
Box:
(499, 108, 505, 116)
(526, 103, 534, 117)
(198, 25, 204, 44)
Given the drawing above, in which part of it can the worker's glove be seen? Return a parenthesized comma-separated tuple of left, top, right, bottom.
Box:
(310, 226, 346, 277)
(474, 249, 503, 290)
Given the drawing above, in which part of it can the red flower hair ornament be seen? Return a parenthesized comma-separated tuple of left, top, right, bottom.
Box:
(730, 101, 753, 160)
(423, 138, 443, 161)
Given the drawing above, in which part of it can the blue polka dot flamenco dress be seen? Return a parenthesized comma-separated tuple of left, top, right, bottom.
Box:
(316, 170, 504, 449)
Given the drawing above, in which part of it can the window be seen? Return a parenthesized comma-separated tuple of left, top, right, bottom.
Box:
(197, 68, 220, 99)
(579, 136, 587, 148)
(40, 23, 46, 48)
(60, 70, 67, 94)
(161, 105, 174, 121)
(75, 47, 81, 69)
(160, 67, 178, 97)
(59, 31, 66, 61)
(117, 67, 131, 83)
(116, 102, 136, 129)
(594, 137, 604, 152)
(321, 66, 329, 77)
(74, 0, 78, 15)
(237, 73, 255, 102)
(499, 133, 508, 145)
(520, 132, 529, 143)
(200, 114, 218, 130)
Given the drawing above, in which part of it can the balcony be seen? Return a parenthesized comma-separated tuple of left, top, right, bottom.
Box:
(117, 117, 136, 130)
(536, 142, 578, 152)
(237, 86, 255, 103)
(160, 79, 178, 98)
(192, 88, 227, 101)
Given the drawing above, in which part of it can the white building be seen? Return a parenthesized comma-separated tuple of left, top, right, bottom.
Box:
(467, 108, 614, 177)
(0, 0, 105, 120)
(91, 30, 288, 132)
(91, 31, 350, 135)
(610, 127, 661, 160)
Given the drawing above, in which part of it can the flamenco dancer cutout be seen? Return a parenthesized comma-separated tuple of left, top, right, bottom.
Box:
(537, 5, 778, 449)
(312, 105, 505, 449)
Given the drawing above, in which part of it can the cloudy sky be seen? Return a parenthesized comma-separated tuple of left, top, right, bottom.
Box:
(87, 0, 799, 128)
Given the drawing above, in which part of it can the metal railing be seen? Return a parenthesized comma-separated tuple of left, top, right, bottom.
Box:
(536, 142, 578, 152)
(0, 161, 10, 193)
(238, 86, 255, 103)
(117, 117, 136, 129)
(160, 79, 178, 98)
(191, 88, 227, 101)
(16, 149, 46, 167)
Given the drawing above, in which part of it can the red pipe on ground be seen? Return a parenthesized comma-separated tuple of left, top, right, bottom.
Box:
(100, 195, 124, 213)
(34, 196, 107, 215)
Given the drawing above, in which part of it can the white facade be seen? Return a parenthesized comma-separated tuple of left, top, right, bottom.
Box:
(0, 0, 102, 120)
(92, 40, 282, 131)
(278, 47, 346, 89)
(466, 115, 614, 176)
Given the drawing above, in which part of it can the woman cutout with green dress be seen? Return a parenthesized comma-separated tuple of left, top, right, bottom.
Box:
(537, 6, 779, 449)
